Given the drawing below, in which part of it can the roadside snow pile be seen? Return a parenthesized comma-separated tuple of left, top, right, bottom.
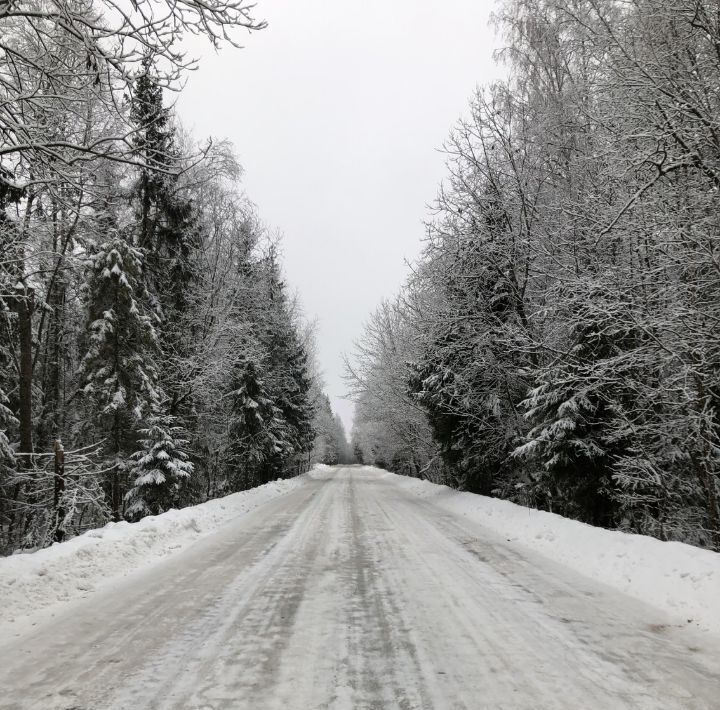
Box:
(308, 463, 336, 480)
(0, 476, 307, 632)
(391, 472, 720, 635)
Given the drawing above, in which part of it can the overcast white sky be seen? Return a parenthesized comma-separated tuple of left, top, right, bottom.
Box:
(178, 0, 502, 433)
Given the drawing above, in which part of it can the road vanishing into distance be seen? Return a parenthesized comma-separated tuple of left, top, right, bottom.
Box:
(1, 467, 719, 709)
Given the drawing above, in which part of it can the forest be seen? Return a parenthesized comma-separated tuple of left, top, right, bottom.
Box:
(0, 0, 349, 552)
(349, 0, 720, 551)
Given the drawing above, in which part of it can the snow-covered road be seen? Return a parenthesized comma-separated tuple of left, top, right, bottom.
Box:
(1, 466, 719, 709)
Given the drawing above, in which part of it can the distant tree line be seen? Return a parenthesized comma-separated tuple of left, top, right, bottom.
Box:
(349, 0, 720, 551)
(312, 394, 352, 466)
(0, 0, 342, 552)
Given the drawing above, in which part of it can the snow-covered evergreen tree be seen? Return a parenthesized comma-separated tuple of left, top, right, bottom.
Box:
(312, 395, 350, 465)
(254, 251, 315, 478)
(125, 418, 194, 520)
(131, 58, 202, 299)
(130, 59, 203, 418)
(266, 333, 315, 472)
(227, 354, 287, 487)
(0, 176, 24, 544)
(512, 286, 639, 525)
(408, 180, 531, 494)
(78, 235, 162, 519)
(0, 393, 17, 484)
(0, 0, 330, 553)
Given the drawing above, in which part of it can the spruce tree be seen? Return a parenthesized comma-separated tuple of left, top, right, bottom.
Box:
(513, 285, 639, 526)
(126, 417, 194, 519)
(408, 194, 530, 494)
(130, 57, 202, 417)
(227, 354, 287, 487)
(78, 235, 162, 519)
(271, 335, 315, 470)
(314, 395, 339, 465)
(353, 442, 364, 465)
(255, 252, 315, 478)
(0, 393, 16, 487)
(131, 57, 201, 302)
(0, 174, 24, 542)
(131, 56, 175, 253)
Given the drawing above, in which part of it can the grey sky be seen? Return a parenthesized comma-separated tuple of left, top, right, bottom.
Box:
(178, 0, 502, 432)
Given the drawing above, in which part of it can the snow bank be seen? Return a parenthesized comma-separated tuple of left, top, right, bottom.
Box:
(0, 476, 307, 634)
(389, 472, 720, 635)
(308, 463, 335, 480)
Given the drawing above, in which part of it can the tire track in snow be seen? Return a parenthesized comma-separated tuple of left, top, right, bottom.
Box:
(1, 467, 719, 709)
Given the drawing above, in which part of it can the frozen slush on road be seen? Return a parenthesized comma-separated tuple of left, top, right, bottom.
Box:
(1, 466, 719, 709)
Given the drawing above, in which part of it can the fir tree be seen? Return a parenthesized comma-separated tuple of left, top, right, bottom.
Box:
(131, 56, 201, 294)
(0, 392, 17, 485)
(131, 56, 175, 252)
(0, 181, 21, 473)
(408, 231, 530, 493)
(255, 252, 315, 477)
(0, 173, 24, 543)
(313, 395, 340, 465)
(270, 335, 315, 467)
(125, 418, 194, 520)
(353, 442, 364, 465)
(513, 285, 639, 526)
(227, 354, 287, 487)
(130, 57, 202, 418)
(78, 235, 162, 519)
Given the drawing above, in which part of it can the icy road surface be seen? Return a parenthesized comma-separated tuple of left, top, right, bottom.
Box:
(1, 467, 719, 710)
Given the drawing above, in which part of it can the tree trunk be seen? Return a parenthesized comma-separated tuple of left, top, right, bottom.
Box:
(111, 417, 123, 522)
(52, 438, 66, 542)
(41, 271, 66, 447)
(14, 283, 34, 464)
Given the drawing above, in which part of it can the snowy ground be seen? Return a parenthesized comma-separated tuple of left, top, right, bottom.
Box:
(1, 466, 719, 709)
(389, 473, 720, 636)
(0, 476, 306, 638)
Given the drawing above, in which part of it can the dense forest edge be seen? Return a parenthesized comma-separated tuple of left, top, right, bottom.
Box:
(3, 0, 720, 556)
(0, 0, 352, 554)
(348, 0, 720, 552)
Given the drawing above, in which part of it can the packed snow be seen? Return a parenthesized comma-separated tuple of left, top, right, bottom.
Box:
(1, 466, 718, 710)
(389, 472, 720, 635)
(2, 463, 719, 645)
(0, 475, 307, 636)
